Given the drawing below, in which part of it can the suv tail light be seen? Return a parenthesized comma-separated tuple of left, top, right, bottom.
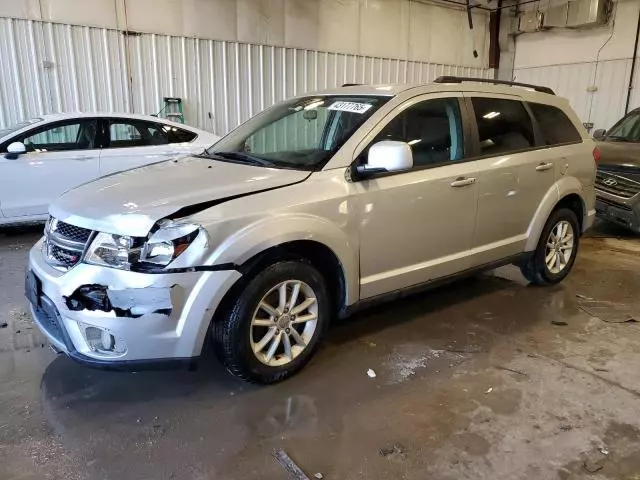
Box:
(593, 147, 601, 163)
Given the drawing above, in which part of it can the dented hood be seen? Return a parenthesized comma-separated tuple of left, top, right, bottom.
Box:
(50, 155, 310, 237)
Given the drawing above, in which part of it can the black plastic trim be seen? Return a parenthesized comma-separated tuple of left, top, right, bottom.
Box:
(340, 252, 531, 318)
(434, 76, 555, 95)
(66, 351, 198, 371)
(129, 263, 239, 274)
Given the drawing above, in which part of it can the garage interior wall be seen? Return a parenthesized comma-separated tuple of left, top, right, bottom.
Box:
(513, 0, 640, 132)
(0, 0, 492, 134)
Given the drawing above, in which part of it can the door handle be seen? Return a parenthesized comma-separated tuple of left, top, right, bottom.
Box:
(450, 177, 476, 187)
(535, 162, 554, 171)
(72, 156, 94, 161)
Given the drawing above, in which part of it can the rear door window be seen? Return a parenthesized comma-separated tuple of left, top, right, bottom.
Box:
(470, 98, 535, 156)
(107, 120, 172, 148)
(528, 103, 582, 145)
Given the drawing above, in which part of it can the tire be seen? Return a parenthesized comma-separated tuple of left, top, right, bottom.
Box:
(520, 208, 580, 285)
(213, 260, 330, 384)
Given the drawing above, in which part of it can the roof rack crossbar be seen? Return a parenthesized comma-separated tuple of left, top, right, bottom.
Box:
(433, 76, 555, 95)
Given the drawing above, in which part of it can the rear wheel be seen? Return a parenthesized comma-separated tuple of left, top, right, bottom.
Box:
(520, 208, 580, 285)
(213, 260, 329, 384)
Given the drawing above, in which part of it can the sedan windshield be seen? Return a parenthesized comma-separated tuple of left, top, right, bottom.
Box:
(0, 118, 44, 139)
(606, 112, 640, 141)
(205, 95, 390, 170)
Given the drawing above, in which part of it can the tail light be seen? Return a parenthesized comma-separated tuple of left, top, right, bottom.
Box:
(593, 147, 601, 163)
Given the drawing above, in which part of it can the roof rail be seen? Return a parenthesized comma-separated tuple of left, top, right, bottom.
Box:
(433, 76, 555, 95)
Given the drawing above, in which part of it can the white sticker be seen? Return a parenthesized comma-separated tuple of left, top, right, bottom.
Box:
(327, 101, 373, 114)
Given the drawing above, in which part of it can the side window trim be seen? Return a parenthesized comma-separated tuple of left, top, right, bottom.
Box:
(461, 97, 480, 158)
(96, 118, 108, 148)
(521, 101, 545, 148)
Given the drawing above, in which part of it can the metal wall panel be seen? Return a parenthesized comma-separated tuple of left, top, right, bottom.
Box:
(514, 58, 638, 131)
(0, 18, 493, 135)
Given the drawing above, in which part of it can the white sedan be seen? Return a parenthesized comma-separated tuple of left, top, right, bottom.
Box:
(0, 113, 219, 225)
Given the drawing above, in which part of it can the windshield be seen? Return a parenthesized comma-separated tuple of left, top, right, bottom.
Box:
(205, 95, 390, 170)
(0, 118, 44, 139)
(606, 112, 640, 141)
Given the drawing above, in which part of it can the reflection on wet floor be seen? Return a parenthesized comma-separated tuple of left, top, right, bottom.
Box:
(1, 221, 640, 479)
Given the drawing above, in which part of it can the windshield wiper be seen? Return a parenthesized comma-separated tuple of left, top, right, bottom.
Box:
(205, 151, 277, 167)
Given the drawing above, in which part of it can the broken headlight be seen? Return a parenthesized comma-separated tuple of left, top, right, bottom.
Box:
(84, 221, 203, 270)
(84, 233, 144, 270)
(139, 221, 201, 267)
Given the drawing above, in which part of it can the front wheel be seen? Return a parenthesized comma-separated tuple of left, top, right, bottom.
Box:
(213, 260, 330, 384)
(520, 208, 580, 285)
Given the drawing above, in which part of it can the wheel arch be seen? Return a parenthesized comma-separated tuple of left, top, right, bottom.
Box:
(206, 215, 357, 318)
(525, 178, 587, 251)
(241, 240, 349, 313)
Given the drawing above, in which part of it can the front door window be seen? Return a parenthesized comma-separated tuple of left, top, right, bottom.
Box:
(20, 120, 98, 152)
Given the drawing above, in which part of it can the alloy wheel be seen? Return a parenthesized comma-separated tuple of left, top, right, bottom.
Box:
(545, 220, 574, 274)
(250, 280, 318, 367)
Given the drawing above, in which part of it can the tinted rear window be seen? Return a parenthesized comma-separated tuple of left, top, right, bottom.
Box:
(528, 103, 582, 146)
(167, 127, 197, 143)
(471, 98, 535, 156)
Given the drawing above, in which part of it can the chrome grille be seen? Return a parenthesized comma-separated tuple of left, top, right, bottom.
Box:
(54, 221, 92, 243)
(44, 217, 93, 269)
(595, 171, 640, 199)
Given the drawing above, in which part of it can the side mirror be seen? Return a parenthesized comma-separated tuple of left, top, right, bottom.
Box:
(5, 141, 26, 159)
(593, 129, 606, 141)
(356, 141, 413, 179)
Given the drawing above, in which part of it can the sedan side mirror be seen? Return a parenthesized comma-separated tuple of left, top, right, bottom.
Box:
(5, 141, 26, 159)
(593, 129, 606, 141)
(356, 140, 413, 179)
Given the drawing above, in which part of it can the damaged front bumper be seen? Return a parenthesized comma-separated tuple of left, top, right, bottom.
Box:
(26, 237, 241, 369)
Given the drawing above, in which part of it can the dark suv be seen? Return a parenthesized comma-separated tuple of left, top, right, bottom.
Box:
(594, 109, 640, 233)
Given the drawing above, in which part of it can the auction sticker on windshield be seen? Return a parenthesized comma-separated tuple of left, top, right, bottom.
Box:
(328, 101, 373, 114)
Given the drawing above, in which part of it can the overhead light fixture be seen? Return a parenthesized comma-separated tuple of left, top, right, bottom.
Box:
(483, 111, 500, 119)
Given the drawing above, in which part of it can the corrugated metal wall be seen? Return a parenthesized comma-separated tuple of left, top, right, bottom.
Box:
(514, 58, 640, 132)
(0, 17, 493, 135)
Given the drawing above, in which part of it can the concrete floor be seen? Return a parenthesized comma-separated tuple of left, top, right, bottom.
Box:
(2, 222, 640, 480)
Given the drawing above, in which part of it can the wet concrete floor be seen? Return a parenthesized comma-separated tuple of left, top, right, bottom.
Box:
(2, 222, 640, 479)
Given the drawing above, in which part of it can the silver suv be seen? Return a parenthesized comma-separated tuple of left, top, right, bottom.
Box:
(26, 77, 596, 383)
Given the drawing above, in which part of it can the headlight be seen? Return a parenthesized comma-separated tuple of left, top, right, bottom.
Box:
(140, 221, 201, 267)
(84, 221, 203, 270)
(84, 233, 143, 270)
